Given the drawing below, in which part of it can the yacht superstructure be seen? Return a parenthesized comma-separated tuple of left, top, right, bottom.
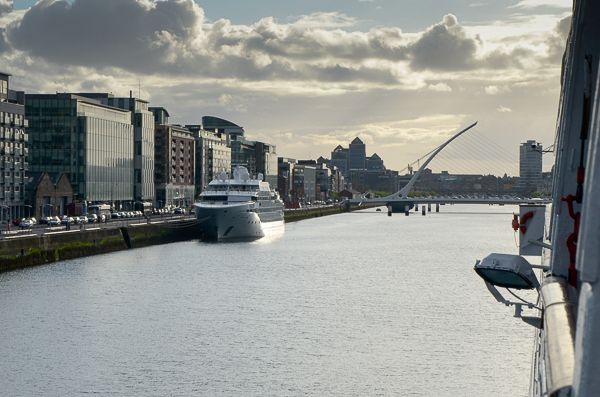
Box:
(194, 166, 284, 240)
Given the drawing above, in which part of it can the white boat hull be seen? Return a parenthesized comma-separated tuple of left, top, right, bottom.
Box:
(195, 202, 284, 240)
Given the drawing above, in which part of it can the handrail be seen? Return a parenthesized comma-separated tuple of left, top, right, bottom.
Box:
(541, 276, 578, 396)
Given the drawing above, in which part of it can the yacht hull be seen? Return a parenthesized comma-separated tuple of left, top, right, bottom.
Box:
(195, 202, 284, 240)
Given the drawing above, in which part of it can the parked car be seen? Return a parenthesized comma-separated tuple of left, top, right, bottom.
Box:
(60, 217, 74, 225)
(72, 216, 81, 224)
(19, 219, 31, 228)
(190, 209, 196, 215)
(39, 216, 50, 224)
(12, 219, 21, 226)
(174, 208, 184, 214)
(111, 212, 120, 219)
(79, 216, 88, 224)
(29, 217, 37, 225)
(87, 214, 98, 223)
(47, 216, 60, 226)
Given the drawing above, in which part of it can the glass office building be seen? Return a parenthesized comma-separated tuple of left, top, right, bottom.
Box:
(25, 94, 134, 207)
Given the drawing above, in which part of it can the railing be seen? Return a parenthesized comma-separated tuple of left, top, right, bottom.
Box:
(540, 276, 577, 396)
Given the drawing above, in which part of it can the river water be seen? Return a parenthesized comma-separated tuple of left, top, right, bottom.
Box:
(0, 205, 538, 396)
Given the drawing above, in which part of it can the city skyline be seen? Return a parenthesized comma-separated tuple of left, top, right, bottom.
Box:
(2, 0, 568, 171)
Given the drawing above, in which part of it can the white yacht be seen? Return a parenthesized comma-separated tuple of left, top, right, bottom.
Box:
(194, 166, 284, 240)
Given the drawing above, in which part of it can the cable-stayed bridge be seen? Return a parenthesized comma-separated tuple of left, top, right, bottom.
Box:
(348, 122, 550, 215)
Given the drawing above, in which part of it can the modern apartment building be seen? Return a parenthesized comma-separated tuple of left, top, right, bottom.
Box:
(78, 93, 155, 205)
(519, 140, 543, 194)
(150, 107, 195, 208)
(0, 72, 28, 221)
(186, 125, 231, 197)
(25, 93, 134, 208)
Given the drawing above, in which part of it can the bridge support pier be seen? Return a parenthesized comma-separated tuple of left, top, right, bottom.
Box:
(428, 204, 431, 212)
(422, 206, 426, 216)
(415, 205, 419, 212)
(387, 205, 392, 217)
(436, 203, 440, 212)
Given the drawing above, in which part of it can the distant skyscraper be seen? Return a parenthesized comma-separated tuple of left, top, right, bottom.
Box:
(519, 140, 543, 193)
(348, 137, 366, 170)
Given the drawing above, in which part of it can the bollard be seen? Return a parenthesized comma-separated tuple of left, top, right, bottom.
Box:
(422, 206, 426, 216)
(436, 203, 440, 212)
(428, 204, 431, 212)
(415, 205, 419, 212)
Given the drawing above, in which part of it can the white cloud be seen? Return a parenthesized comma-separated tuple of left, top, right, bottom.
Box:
(510, 0, 572, 9)
(485, 85, 511, 94)
(496, 106, 513, 112)
(428, 82, 452, 92)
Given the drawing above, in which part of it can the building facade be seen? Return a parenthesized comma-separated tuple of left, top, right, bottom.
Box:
(348, 137, 366, 171)
(0, 72, 28, 222)
(25, 93, 134, 208)
(79, 93, 155, 205)
(519, 140, 543, 194)
(25, 172, 73, 219)
(187, 125, 231, 197)
(150, 107, 195, 208)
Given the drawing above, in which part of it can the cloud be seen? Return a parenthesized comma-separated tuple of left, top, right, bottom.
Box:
(1, 2, 565, 88)
(496, 106, 512, 112)
(409, 14, 480, 71)
(428, 82, 452, 91)
(510, 0, 572, 9)
(288, 12, 357, 28)
(0, 0, 12, 17)
(485, 85, 511, 94)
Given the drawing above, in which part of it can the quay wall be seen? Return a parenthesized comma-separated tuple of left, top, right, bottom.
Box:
(0, 221, 203, 273)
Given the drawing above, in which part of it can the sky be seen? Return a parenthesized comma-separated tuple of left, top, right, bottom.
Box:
(2, 0, 571, 174)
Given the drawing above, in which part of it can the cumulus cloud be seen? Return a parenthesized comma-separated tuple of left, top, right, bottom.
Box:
(0, 1, 565, 87)
(0, 0, 12, 17)
(409, 14, 480, 71)
(428, 82, 452, 91)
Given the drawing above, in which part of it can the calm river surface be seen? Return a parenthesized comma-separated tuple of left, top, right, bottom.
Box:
(0, 205, 537, 396)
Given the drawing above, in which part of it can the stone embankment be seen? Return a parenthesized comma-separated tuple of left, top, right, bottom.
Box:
(0, 221, 202, 273)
